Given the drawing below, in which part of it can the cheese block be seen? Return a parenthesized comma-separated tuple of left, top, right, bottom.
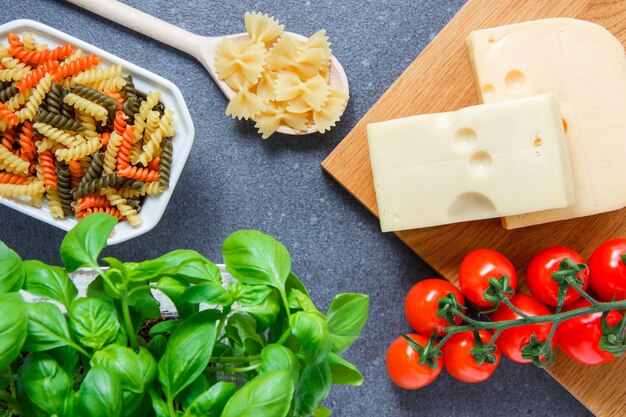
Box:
(467, 18, 626, 229)
(367, 94, 574, 232)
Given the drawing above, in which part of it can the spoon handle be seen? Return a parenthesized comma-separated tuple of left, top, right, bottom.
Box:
(65, 0, 206, 57)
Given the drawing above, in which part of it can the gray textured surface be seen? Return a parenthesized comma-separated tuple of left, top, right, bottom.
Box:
(0, 1, 594, 416)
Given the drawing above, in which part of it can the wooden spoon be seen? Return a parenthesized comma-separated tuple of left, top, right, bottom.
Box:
(65, 0, 350, 135)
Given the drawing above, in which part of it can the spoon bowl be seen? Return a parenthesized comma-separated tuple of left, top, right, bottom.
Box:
(66, 0, 350, 136)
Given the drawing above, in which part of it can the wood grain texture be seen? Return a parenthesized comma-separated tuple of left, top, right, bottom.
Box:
(321, 0, 626, 415)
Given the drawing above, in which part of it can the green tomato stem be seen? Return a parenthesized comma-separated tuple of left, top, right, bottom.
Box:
(501, 297, 533, 319)
(569, 284, 600, 307)
(121, 296, 138, 350)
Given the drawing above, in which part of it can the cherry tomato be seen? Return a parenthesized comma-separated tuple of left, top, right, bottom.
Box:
(588, 239, 626, 301)
(459, 249, 517, 308)
(442, 330, 500, 383)
(491, 294, 555, 363)
(405, 279, 465, 336)
(555, 299, 622, 365)
(386, 333, 443, 389)
(527, 246, 588, 307)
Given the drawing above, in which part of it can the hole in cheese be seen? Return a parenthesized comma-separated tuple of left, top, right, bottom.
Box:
(482, 83, 496, 100)
(468, 151, 493, 175)
(505, 70, 525, 92)
(447, 192, 496, 221)
(453, 128, 478, 152)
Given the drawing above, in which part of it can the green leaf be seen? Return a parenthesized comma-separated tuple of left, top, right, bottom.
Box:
(294, 362, 332, 416)
(182, 382, 237, 417)
(91, 345, 156, 393)
(326, 294, 369, 354)
(69, 297, 121, 350)
(23, 260, 78, 307)
(48, 345, 79, 377)
(313, 405, 332, 417)
(286, 272, 309, 297)
(149, 319, 180, 337)
(60, 213, 117, 272)
(158, 309, 218, 402)
(127, 282, 161, 324)
(259, 344, 299, 385)
(128, 250, 210, 282)
(176, 373, 211, 410)
(225, 313, 265, 355)
(222, 230, 291, 292)
(156, 276, 197, 319)
(175, 259, 222, 284)
(0, 241, 24, 293)
(18, 352, 72, 417)
(23, 302, 74, 352)
(182, 281, 233, 306)
(230, 282, 273, 305)
(0, 293, 27, 371)
(288, 288, 317, 312)
(149, 388, 170, 417)
(237, 290, 281, 331)
(147, 334, 167, 361)
(220, 371, 295, 417)
(327, 353, 363, 385)
(290, 311, 331, 364)
(75, 366, 123, 417)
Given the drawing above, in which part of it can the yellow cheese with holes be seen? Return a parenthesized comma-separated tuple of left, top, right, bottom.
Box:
(468, 18, 626, 229)
(367, 94, 573, 232)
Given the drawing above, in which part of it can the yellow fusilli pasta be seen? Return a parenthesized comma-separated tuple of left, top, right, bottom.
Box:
(54, 136, 100, 162)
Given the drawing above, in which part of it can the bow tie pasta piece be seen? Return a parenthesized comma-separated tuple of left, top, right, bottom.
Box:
(313, 89, 348, 134)
(217, 12, 347, 138)
(215, 39, 266, 91)
(275, 73, 330, 111)
(254, 102, 310, 139)
(244, 12, 284, 46)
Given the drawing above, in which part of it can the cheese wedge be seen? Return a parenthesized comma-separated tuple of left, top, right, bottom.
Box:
(367, 94, 573, 232)
(468, 18, 626, 229)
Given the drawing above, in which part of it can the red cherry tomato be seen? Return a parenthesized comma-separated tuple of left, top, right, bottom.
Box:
(588, 239, 626, 301)
(555, 299, 622, 365)
(459, 249, 517, 308)
(442, 330, 500, 383)
(405, 279, 465, 336)
(386, 333, 443, 389)
(491, 294, 555, 363)
(527, 247, 588, 307)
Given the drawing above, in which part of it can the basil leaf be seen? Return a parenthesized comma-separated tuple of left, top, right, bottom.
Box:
(290, 311, 331, 364)
(182, 381, 237, 417)
(149, 388, 170, 417)
(48, 345, 79, 377)
(313, 405, 332, 417)
(175, 259, 222, 284)
(127, 282, 161, 326)
(327, 353, 364, 385)
(23, 302, 74, 352)
(225, 313, 265, 355)
(91, 345, 156, 393)
(220, 371, 295, 417)
(60, 213, 117, 272)
(259, 344, 299, 385)
(230, 282, 273, 305)
(69, 298, 121, 350)
(0, 242, 24, 293)
(236, 290, 280, 331)
(156, 276, 197, 319)
(23, 260, 78, 307)
(182, 281, 233, 306)
(294, 362, 332, 416)
(288, 288, 317, 312)
(147, 334, 167, 361)
(19, 352, 72, 417)
(158, 309, 218, 402)
(0, 293, 27, 371)
(176, 373, 211, 410)
(286, 272, 309, 296)
(128, 250, 210, 282)
(149, 319, 180, 336)
(222, 230, 291, 292)
(326, 293, 369, 354)
(76, 366, 123, 417)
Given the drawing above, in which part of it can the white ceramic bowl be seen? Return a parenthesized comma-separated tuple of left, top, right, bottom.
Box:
(0, 19, 195, 244)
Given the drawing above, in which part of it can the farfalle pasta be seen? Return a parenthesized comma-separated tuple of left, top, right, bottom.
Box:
(0, 32, 177, 225)
(215, 12, 348, 138)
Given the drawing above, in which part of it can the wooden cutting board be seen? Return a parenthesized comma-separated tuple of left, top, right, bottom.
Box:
(321, 0, 626, 415)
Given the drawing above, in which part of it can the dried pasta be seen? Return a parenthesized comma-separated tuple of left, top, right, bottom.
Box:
(216, 13, 347, 138)
(0, 32, 177, 226)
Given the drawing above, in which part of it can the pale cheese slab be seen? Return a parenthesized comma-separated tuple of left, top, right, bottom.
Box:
(367, 94, 573, 232)
(467, 18, 626, 229)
